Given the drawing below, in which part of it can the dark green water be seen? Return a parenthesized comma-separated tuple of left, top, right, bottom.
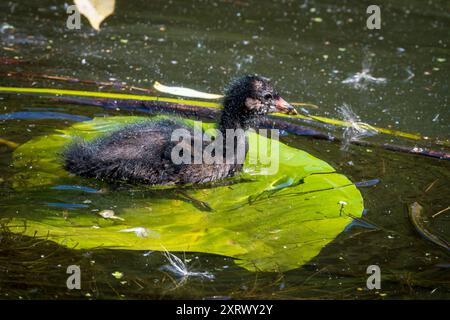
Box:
(0, 0, 449, 299)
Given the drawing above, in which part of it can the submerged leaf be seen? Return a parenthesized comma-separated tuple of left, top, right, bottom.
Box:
(408, 202, 450, 251)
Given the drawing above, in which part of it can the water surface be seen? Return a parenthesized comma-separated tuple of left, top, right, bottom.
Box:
(0, 0, 449, 299)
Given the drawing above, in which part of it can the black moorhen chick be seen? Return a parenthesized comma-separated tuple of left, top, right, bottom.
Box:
(64, 75, 297, 185)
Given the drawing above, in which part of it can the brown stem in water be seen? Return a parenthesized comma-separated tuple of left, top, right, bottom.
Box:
(44, 96, 450, 161)
(0, 71, 154, 94)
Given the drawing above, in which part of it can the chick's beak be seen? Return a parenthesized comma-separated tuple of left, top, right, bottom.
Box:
(273, 97, 298, 115)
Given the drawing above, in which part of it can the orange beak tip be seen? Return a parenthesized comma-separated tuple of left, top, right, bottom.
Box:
(275, 97, 298, 115)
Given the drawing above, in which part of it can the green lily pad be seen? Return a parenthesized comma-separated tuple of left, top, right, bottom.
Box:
(7, 116, 364, 272)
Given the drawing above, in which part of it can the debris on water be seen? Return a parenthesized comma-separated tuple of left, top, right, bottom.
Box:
(338, 104, 378, 150)
(425, 179, 439, 193)
(344, 214, 380, 232)
(112, 271, 123, 279)
(74, 0, 115, 31)
(408, 202, 450, 251)
(354, 179, 380, 188)
(204, 295, 232, 300)
(160, 248, 214, 281)
(98, 209, 124, 221)
(432, 114, 440, 122)
(405, 66, 415, 81)
(432, 206, 450, 219)
(119, 227, 159, 238)
(342, 53, 387, 88)
(0, 23, 14, 33)
(342, 70, 387, 88)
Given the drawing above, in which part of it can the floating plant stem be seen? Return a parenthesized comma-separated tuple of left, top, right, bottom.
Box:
(432, 206, 450, 219)
(0, 137, 19, 149)
(46, 97, 450, 161)
(0, 85, 427, 142)
(0, 71, 154, 94)
(0, 86, 448, 160)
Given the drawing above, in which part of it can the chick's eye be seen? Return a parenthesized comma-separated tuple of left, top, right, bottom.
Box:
(263, 93, 273, 100)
